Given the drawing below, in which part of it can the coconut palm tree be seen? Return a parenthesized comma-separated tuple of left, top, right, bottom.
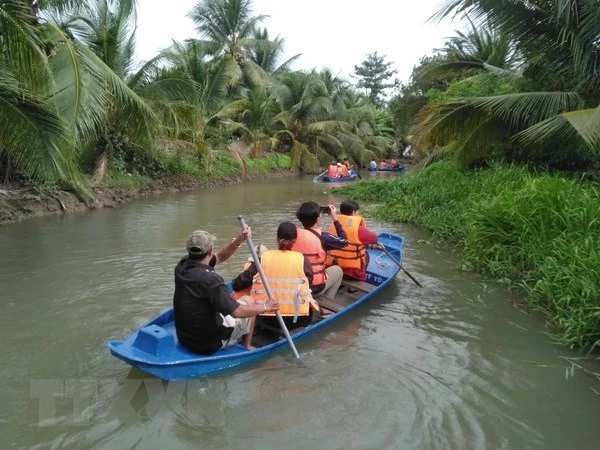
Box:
(159, 39, 243, 163)
(413, 0, 600, 169)
(215, 85, 278, 157)
(246, 27, 300, 75)
(269, 70, 352, 170)
(60, 0, 206, 180)
(1, 0, 166, 188)
(0, 1, 75, 184)
(188, 0, 268, 89)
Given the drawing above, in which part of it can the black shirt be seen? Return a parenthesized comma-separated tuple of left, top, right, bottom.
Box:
(173, 255, 241, 355)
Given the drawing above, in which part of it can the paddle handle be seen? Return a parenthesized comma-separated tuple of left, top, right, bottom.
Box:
(238, 216, 300, 359)
(379, 244, 423, 288)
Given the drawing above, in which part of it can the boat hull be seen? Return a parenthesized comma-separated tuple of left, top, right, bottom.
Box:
(107, 233, 404, 380)
(321, 173, 359, 182)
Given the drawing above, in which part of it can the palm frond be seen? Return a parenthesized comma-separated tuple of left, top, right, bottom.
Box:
(0, 70, 80, 184)
(0, 1, 51, 91)
(515, 106, 600, 152)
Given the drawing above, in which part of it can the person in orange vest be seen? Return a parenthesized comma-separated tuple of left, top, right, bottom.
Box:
(232, 222, 316, 327)
(292, 202, 348, 303)
(342, 157, 353, 171)
(379, 160, 387, 169)
(327, 161, 338, 178)
(338, 161, 349, 177)
(326, 200, 378, 281)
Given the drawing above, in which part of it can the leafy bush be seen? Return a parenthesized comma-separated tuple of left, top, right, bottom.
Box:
(245, 154, 292, 173)
(339, 160, 600, 350)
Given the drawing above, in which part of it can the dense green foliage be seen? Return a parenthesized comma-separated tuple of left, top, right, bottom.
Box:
(106, 151, 290, 187)
(390, 0, 600, 170)
(339, 161, 600, 350)
(0, 0, 394, 190)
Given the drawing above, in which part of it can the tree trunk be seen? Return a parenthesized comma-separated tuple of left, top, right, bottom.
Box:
(1, 156, 13, 184)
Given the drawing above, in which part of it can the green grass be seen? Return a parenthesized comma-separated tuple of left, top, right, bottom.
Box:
(339, 160, 600, 351)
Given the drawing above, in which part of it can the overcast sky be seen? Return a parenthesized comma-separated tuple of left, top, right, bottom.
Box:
(135, 0, 459, 84)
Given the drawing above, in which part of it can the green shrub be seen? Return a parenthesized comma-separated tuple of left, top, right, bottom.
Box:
(339, 160, 600, 350)
(245, 154, 292, 173)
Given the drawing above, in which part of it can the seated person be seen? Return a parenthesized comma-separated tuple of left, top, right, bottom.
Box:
(379, 160, 387, 169)
(390, 157, 399, 168)
(327, 161, 338, 178)
(369, 158, 377, 170)
(326, 200, 378, 281)
(292, 202, 348, 301)
(338, 162, 349, 177)
(173, 229, 279, 355)
(342, 158, 353, 171)
(233, 222, 317, 328)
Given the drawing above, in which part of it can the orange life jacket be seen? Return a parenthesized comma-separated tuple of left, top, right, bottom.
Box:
(232, 260, 252, 299)
(327, 164, 338, 177)
(379, 161, 387, 169)
(251, 250, 317, 321)
(326, 214, 366, 270)
(339, 165, 349, 177)
(292, 227, 327, 286)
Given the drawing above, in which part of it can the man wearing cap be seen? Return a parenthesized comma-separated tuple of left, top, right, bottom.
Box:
(173, 229, 279, 355)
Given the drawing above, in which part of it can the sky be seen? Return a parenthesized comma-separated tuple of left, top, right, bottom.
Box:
(135, 0, 460, 85)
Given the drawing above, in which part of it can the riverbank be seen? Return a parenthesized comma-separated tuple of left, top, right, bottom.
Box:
(338, 160, 600, 351)
(0, 153, 292, 225)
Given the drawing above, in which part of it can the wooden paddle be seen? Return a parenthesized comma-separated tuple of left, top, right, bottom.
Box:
(238, 216, 301, 359)
(376, 243, 423, 288)
(313, 170, 327, 182)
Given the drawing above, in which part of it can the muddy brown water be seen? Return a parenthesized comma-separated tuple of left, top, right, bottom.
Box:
(1, 175, 599, 449)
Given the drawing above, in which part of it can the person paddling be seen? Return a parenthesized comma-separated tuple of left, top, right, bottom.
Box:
(173, 229, 279, 355)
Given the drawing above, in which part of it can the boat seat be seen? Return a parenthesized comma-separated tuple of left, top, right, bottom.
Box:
(315, 297, 349, 313)
(132, 325, 174, 356)
(340, 278, 374, 293)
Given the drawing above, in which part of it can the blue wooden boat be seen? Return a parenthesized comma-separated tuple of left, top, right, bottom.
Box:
(107, 233, 404, 380)
(368, 164, 406, 172)
(321, 171, 360, 182)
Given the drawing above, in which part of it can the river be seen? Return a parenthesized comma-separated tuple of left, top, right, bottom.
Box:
(1, 175, 598, 449)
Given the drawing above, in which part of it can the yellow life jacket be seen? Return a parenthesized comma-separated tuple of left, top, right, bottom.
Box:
(326, 214, 366, 270)
(251, 250, 317, 321)
(292, 227, 327, 286)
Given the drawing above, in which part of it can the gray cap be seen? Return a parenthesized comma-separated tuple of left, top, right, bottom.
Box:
(186, 230, 216, 255)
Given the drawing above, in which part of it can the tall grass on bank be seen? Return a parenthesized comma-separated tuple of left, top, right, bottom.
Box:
(100, 152, 291, 190)
(340, 161, 600, 350)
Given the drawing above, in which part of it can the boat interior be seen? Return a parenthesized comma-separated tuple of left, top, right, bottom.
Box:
(251, 277, 376, 348)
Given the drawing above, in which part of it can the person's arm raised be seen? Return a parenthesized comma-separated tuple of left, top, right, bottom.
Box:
(215, 227, 251, 265)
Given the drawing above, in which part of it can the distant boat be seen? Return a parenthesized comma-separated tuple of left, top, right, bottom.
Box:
(368, 164, 406, 172)
(107, 233, 404, 380)
(321, 173, 359, 182)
